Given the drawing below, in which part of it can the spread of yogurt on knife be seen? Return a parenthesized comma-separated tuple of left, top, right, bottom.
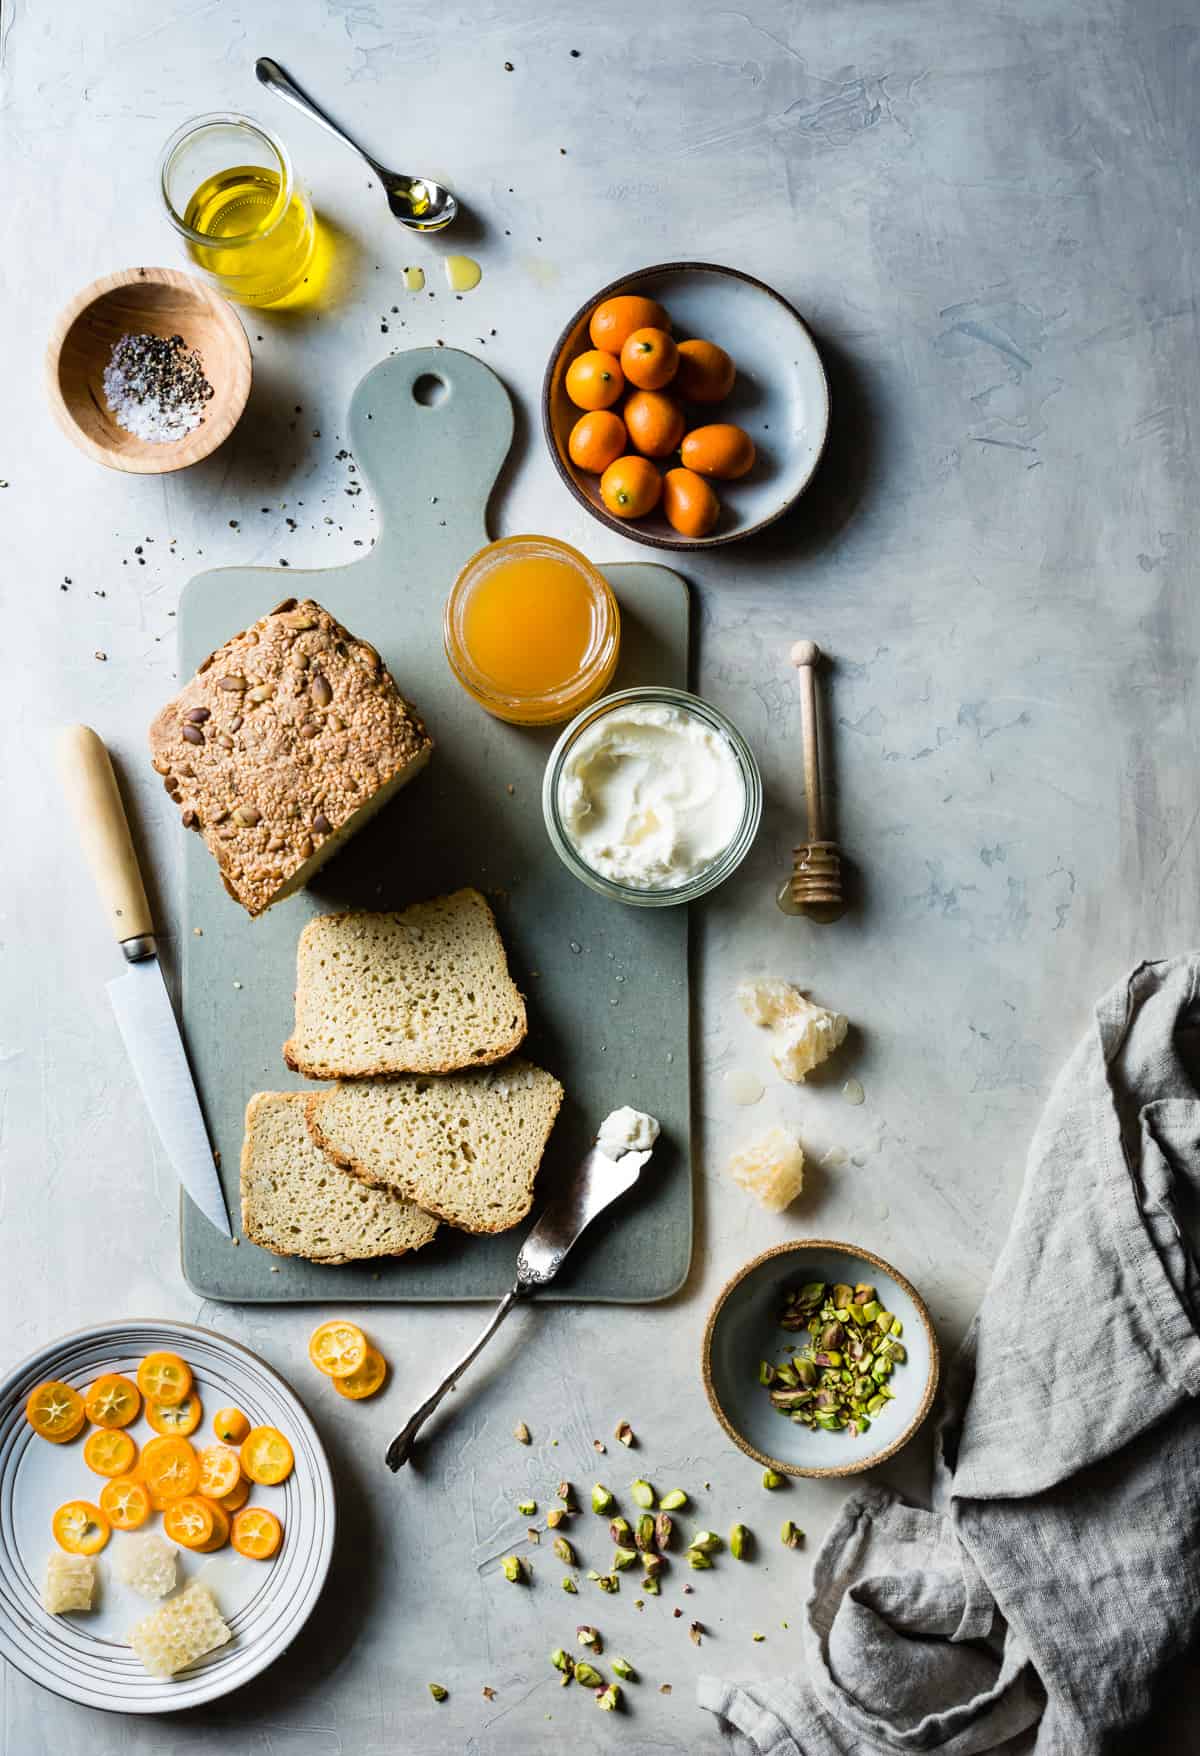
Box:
(597, 1105, 661, 1159)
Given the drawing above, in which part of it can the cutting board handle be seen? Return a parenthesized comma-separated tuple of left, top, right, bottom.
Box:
(347, 347, 515, 565)
(55, 724, 155, 955)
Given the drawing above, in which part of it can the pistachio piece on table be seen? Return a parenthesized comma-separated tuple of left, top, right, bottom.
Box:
(635, 1514, 656, 1551)
(592, 1483, 615, 1515)
(609, 1515, 633, 1545)
(612, 1545, 639, 1571)
(730, 1523, 751, 1561)
(658, 1489, 688, 1512)
(546, 1508, 568, 1529)
(654, 1511, 674, 1550)
(690, 1530, 722, 1554)
(686, 1548, 713, 1570)
(641, 1552, 666, 1580)
(553, 1536, 576, 1564)
(642, 1574, 661, 1595)
(577, 1624, 602, 1650)
(574, 1661, 604, 1690)
(558, 1480, 578, 1509)
(630, 1479, 655, 1509)
(762, 1470, 785, 1490)
(689, 1621, 704, 1646)
(501, 1555, 526, 1582)
(588, 1569, 619, 1593)
(615, 1420, 635, 1447)
(562, 1575, 578, 1593)
(428, 1683, 448, 1701)
(517, 1499, 536, 1517)
(781, 1521, 805, 1549)
(551, 1648, 575, 1677)
(595, 1682, 621, 1710)
(611, 1656, 637, 1681)
(513, 1421, 531, 1444)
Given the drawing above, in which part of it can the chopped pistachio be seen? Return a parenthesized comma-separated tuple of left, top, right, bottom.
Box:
(658, 1489, 688, 1511)
(690, 1530, 722, 1554)
(752, 1632, 765, 1643)
(762, 1470, 786, 1490)
(553, 1536, 576, 1564)
(642, 1574, 661, 1595)
(730, 1523, 751, 1560)
(641, 1552, 666, 1579)
(660, 1682, 673, 1694)
(501, 1554, 526, 1582)
(609, 1515, 633, 1545)
(577, 1624, 602, 1650)
(574, 1661, 604, 1689)
(781, 1520, 805, 1549)
(527, 1527, 540, 1543)
(551, 1647, 574, 1676)
(630, 1479, 655, 1509)
(611, 1655, 637, 1681)
(513, 1421, 531, 1444)
(689, 1621, 704, 1646)
(546, 1508, 568, 1529)
(591, 1483, 615, 1515)
(593, 1439, 606, 1453)
(612, 1545, 639, 1570)
(558, 1480, 577, 1509)
(589, 1570, 619, 1592)
(428, 1683, 448, 1701)
(758, 1359, 776, 1385)
(635, 1514, 656, 1551)
(596, 1682, 621, 1711)
(686, 1548, 713, 1570)
(654, 1511, 674, 1550)
(517, 1499, 536, 1517)
(615, 1420, 635, 1446)
(562, 1574, 578, 1593)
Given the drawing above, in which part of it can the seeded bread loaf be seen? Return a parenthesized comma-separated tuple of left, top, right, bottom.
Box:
(149, 598, 432, 916)
(306, 1061, 564, 1233)
(241, 1090, 439, 1263)
(283, 889, 528, 1079)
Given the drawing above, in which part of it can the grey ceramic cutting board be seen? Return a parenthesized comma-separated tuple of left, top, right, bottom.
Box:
(177, 347, 691, 1303)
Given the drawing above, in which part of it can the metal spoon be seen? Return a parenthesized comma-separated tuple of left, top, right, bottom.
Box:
(255, 57, 459, 232)
(385, 1136, 655, 1470)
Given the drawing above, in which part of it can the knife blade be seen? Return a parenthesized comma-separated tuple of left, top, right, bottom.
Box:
(56, 725, 232, 1239)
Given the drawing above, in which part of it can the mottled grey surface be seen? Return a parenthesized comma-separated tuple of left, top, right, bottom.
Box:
(2, 0, 1197, 1751)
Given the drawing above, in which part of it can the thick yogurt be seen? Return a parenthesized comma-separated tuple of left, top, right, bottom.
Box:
(597, 1105, 661, 1158)
(558, 701, 745, 889)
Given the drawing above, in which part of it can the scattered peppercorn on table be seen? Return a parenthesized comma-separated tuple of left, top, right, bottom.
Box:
(5, 0, 1191, 1749)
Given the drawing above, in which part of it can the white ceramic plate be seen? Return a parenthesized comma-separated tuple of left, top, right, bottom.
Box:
(0, 1319, 334, 1712)
(543, 261, 830, 550)
(703, 1241, 940, 1478)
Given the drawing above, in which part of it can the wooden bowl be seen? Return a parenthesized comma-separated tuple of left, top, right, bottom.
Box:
(542, 262, 830, 551)
(702, 1239, 940, 1479)
(45, 267, 252, 474)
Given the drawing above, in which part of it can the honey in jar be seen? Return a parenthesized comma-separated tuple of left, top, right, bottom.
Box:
(443, 536, 620, 726)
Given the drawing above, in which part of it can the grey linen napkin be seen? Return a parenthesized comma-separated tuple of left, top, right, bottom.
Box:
(699, 957, 1200, 1756)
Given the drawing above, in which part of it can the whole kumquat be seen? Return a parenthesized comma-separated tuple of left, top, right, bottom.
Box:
(662, 466, 721, 538)
(620, 327, 679, 390)
(588, 294, 671, 353)
(623, 390, 686, 459)
(600, 455, 663, 520)
(565, 349, 624, 411)
(674, 338, 736, 404)
(568, 409, 627, 474)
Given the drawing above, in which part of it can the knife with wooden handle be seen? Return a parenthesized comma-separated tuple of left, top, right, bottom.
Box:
(55, 725, 232, 1238)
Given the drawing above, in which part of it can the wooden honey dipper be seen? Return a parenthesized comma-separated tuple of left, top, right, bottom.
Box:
(788, 641, 845, 918)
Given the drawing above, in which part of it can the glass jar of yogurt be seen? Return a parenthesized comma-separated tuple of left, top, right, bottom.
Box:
(542, 687, 762, 906)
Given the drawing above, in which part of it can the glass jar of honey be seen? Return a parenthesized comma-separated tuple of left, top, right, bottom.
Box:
(443, 535, 621, 726)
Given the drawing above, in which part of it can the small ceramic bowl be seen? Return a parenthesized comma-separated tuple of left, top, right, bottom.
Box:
(543, 262, 830, 550)
(45, 267, 252, 474)
(703, 1240, 940, 1478)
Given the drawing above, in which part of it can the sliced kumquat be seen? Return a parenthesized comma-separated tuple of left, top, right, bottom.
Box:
(147, 1391, 202, 1438)
(99, 1476, 151, 1531)
(213, 1406, 251, 1445)
(197, 1498, 232, 1553)
(308, 1320, 368, 1380)
(219, 1476, 251, 1513)
(197, 1444, 242, 1501)
(139, 1434, 200, 1501)
(240, 1425, 294, 1486)
(83, 1428, 137, 1478)
(136, 1351, 192, 1408)
(333, 1346, 388, 1401)
(231, 1506, 282, 1560)
(163, 1496, 217, 1551)
(25, 1381, 85, 1444)
(84, 1373, 141, 1430)
(52, 1500, 110, 1556)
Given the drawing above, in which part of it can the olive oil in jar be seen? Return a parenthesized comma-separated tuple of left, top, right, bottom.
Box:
(183, 164, 315, 306)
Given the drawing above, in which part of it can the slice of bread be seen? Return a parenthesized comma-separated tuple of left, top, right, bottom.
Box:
(240, 1090, 439, 1263)
(283, 889, 528, 1079)
(306, 1061, 564, 1233)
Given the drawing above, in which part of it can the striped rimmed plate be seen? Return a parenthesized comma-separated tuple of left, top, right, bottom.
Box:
(0, 1319, 334, 1712)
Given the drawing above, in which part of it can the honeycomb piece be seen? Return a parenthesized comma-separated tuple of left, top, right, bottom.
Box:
(43, 1551, 96, 1614)
(128, 1581, 232, 1678)
(737, 979, 848, 1083)
(114, 1532, 178, 1600)
(727, 1125, 805, 1213)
